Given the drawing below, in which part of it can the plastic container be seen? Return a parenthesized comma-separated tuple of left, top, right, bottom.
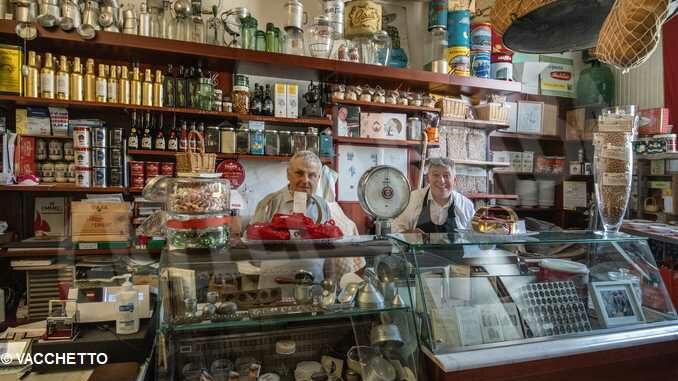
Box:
(116, 276, 140, 335)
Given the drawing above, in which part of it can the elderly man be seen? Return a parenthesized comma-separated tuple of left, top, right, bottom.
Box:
(392, 157, 475, 233)
(253, 150, 365, 287)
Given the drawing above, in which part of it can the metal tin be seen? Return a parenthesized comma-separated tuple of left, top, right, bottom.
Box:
(471, 22, 492, 51)
(75, 167, 91, 187)
(447, 10, 470, 47)
(129, 160, 145, 175)
(160, 162, 175, 176)
(73, 126, 91, 148)
(109, 147, 122, 167)
(36, 138, 47, 161)
(131, 173, 145, 188)
(109, 167, 122, 186)
(145, 162, 160, 177)
(75, 147, 91, 167)
(249, 129, 265, 155)
(407, 117, 422, 140)
(431, 59, 449, 74)
(471, 50, 491, 78)
(92, 147, 107, 167)
(92, 167, 107, 187)
(322, 0, 344, 36)
(63, 141, 74, 161)
(109, 127, 124, 147)
(285, 0, 306, 29)
(428, 0, 448, 31)
(491, 62, 513, 80)
(48, 140, 63, 161)
(91, 125, 107, 147)
(344, 0, 382, 38)
(446, 46, 470, 76)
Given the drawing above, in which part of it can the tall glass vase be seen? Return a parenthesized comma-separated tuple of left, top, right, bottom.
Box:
(593, 106, 639, 234)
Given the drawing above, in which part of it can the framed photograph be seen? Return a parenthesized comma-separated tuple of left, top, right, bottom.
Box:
(591, 281, 646, 328)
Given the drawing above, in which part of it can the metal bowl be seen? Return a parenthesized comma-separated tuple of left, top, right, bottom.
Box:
(370, 323, 404, 350)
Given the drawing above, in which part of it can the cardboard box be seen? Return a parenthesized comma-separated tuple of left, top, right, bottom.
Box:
(540, 54, 575, 98)
(71, 201, 131, 242)
(513, 61, 549, 95)
(542, 103, 558, 136)
(360, 112, 407, 140)
(48, 107, 69, 137)
(34, 197, 67, 237)
(274, 83, 286, 118)
(522, 151, 534, 173)
(517, 101, 544, 134)
(286, 83, 299, 118)
(639, 108, 670, 135)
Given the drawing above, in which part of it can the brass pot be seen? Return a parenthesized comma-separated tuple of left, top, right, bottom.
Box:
(471, 206, 519, 235)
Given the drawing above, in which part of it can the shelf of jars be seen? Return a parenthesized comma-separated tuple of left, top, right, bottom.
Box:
(332, 98, 439, 113)
(0, 21, 522, 97)
(439, 117, 511, 131)
(333, 136, 427, 148)
(0, 95, 331, 127)
(127, 149, 334, 164)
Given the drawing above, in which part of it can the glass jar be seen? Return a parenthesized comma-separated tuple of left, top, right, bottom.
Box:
(144, 176, 231, 215)
(232, 77, 250, 114)
(205, 126, 220, 153)
(255, 30, 266, 51)
(307, 15, 334, 58)
(213, 89, 223, 111)
(266, 23, 277, 52)
(319, 129, 333, 157)
(306, 127, 319, 155)
(236, 125, 250, 154)
(279, 130, 292, 155)
(220, 127, 236, 153)
(250, 129, 265, 155)
(240, 15, 257, 50)
(284, 26, 305, 55)
(292, 131, 306, 153)
(265, 130, 280, 155)
(199, 78, 213, 111)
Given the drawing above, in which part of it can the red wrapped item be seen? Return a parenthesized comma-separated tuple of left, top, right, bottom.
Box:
(246, 223, 291, 240)
(307, 220, 343, 239)
(270, 213, 314, 230)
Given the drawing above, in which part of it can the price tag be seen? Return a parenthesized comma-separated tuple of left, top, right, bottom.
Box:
(293, 192, 307, 214)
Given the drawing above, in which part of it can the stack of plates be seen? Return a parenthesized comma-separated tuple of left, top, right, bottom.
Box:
(537, 180, 556, 207)
(516, 180, 538, 207)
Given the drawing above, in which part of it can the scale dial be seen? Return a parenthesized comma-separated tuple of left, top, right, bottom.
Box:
(358, 165, 410, 219)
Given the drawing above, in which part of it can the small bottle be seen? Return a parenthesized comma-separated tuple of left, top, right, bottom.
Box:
(141, 112, 153, 150)
(70, 57, 84, 101)
(176, 65, 187, 108)
(40, 52, 55, 99)
(167, 120, 179, 151)
(84, 58, 96, 102)
(154, 114, 166, 150)
(118, 66, 131, 104)
(116, 276, 140, 335)
(128, 110, 139, 149)
(153, 69, 163, 107)
(189, 121, 197, 150)
(95, 64, 107, 102)
(130, 66, 142, 105)
(55, 55, 70, 100)
(179, 120, 188, 151)
(142, 68, 153, 106)
(250, 83, 262, 115)
(163, 64, 176, 107)
(263, 84, 274, 116)
(107, 65, 118, 103)
(24, 51, 39, 98)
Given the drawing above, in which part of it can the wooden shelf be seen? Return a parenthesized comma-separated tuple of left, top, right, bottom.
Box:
(128, 149, 333, 164)
(128, 149, 178, 157)
(466, 193, 518, 200)
(636, 152, 678, 160)
(2, 248, 146, 258)
(491, 132, 563, 141)
(19, 134, 72, 140)
(0, 184, 126, 193)
(512, 207, 557, 212)
(440, 118, 510, 130)
(0, 21, 521, 97)
(453, 159, 510, 168)
(334, 136, 425, 147)
(332, 98, 439, 113)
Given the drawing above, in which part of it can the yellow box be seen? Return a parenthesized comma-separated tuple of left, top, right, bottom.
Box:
(0, 44, 22, 95)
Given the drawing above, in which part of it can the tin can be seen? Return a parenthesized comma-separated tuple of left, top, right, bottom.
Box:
(41, 162, 55, 182)
(407, 117, 422, 140)
(344, 0, 382, 38)
(131, 173, 145, 189)
(109, 127, 124, 147)
(492, 26, 512, 54)
(322, 0, 345, 36)
(129, 161, 145, 175)
(73, 127, 91, 148)
(91, 125, 108, 147)
(471, 50, 491, 78)
(67, 163, 76, 182)
(447, 10, 470, 47)
(109, 148, 123, 167)
(446, 46, 470, 77)
(48, 140, 63, 161)
(428, 0, 448, 31)
(54, 162, 67, 183)
(92, 167, 107, 187)
(491, 62, 513, 80)
(75, 167, 91, 187)
(160, 162, 175, 176)
(74, 147, 91, 167)
(145, 161, 160, 176)
(471, 22, 492, 51)
(109, 167, 122, 186)
(92, 147, 107, 167)
(63, 141, 74, 161)
(36, 139, 47, 161)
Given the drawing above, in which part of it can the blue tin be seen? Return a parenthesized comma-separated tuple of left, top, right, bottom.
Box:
(428, 0, 448, 31)
(447, 10, 470, 47)
(249, 129, 265, 155)
(471, 51, 491, 78)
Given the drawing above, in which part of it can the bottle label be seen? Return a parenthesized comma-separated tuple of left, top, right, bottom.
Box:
(168, 138, 178, 150)
(96, 79, 107, 99)
(128, 136, 139, 149)
(56, 73, 69, 97)
(602, 172, 629, 186)
(155, 137, 166, 150)
(179, 138, 187, 151)
(601, 144, 628, 161)
(41, 73, 54, 94)
(141, 136, 152, 149)
(107, 82, 117, 102)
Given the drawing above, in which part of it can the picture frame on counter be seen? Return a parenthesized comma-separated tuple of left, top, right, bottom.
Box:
(590, 281, 646, 328)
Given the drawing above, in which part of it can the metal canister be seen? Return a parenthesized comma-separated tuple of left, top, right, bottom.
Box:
(471, 50, 491, 78)
(407, 117, 422, 140)
(92, 147, 107, 167)
(205, 125, 220, 153)
(92, 167, 107, 187)
(109, 167, 122, 186)
(160, 162, 175, 176)
(67, 163, 76, 182)
(285, 0, 306, 29)
(109, 127, 124, 147)
(36, 138, 47, 161)
(322, 0, 344, 36)
(75, 147, 91, 167)
(491, 53, 513, 80)
(471, 22, 492, 51)
(344, 0, 382, 38)
(48, 140, 63, 161)
(109, 147, 123, 167)
(63, 140, 74, 161)
(446, 46, 470, 76)
(428, 0, 448, 31)
(75, 167, 91, 187)
(447, 10, 470, 47)
(91, 125, 108, 147)
(73, 126, 91, 148)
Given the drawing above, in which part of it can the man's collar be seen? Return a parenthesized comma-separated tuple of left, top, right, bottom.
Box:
(427, 187, 453, 208)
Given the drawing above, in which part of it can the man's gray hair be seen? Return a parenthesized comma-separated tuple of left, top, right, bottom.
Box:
(426, 157, 456, 176)
(289, 150, 322, 169)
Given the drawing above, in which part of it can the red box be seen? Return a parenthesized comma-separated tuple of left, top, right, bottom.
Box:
(639, 108, 670, 135)
(129, 161, 145, 175)
(16, 136, 37, 177)
(160, 162, 175, 176)
(131, 173, 145, 189)
(145, 161, 160, 177)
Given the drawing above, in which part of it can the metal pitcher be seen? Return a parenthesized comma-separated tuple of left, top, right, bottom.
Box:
(77, 1, 98, 39)
(137, 1, 150, 37)
(99, 4, 119, 32)
(122, 8, 137, 34)
(60, 0, 81, 31)
(36, 0, 60, 27)
(284, 0, 306, 29)
(321, 0, 344, 37)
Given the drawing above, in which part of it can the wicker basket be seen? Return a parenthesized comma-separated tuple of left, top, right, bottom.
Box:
(438, 97, 468, 120)
(176, 130, 216, 173)
(491, 0, 557, 36)
(474, 103, 509, 123)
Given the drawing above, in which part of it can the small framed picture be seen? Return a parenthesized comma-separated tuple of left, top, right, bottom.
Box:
(591, 281, 646, 328)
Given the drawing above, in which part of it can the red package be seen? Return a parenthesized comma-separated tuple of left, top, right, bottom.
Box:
(131, 173, 145, 188)
(146, 161, 160, 177)
(307, 220, 343, 239)
(129, 161, 145, 175)
(160, 162, 175, 176)
(246, 223, 291, 240)
(271, 213, 314, 230)
(16, 136, 36, 177)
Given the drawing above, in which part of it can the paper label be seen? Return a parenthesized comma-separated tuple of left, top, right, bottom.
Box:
(602, 172, 629, 186)
(601, 144, 627, 161)
(293, 191, 307, 214)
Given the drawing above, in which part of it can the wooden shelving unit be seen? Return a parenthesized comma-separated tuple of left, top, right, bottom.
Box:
(440, 118, 510, 131)
(127, 149, 334, 164)
(0, 184, 126, 193)
(491, 132, 563, 141)
(636, 152, 678, 161)
(453, 159, 511, 168)
(466, 193, 518, 200)
(334, 136, 425, 147)
(332, 99, 439, 113)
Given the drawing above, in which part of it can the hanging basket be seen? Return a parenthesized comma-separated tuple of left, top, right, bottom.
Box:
(175, 130, 216, 173)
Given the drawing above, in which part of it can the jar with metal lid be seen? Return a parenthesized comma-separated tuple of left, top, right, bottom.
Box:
(292, 131, 306, 153)
(213, 89, 223, 111)
(306, 127, 319, 155)
(265, 130, 280, 155)
(199, 77, 213, 111)
(250, 129, 265, 155)
(236, 125, 250, 154)
(407, 116, 422, 140)
(319, 128, 333, 157)
(205, 126, 220, 153)
(232, 75, 250, 114)
(279, 130, 292, 155)
(220, 127, 236, 153)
